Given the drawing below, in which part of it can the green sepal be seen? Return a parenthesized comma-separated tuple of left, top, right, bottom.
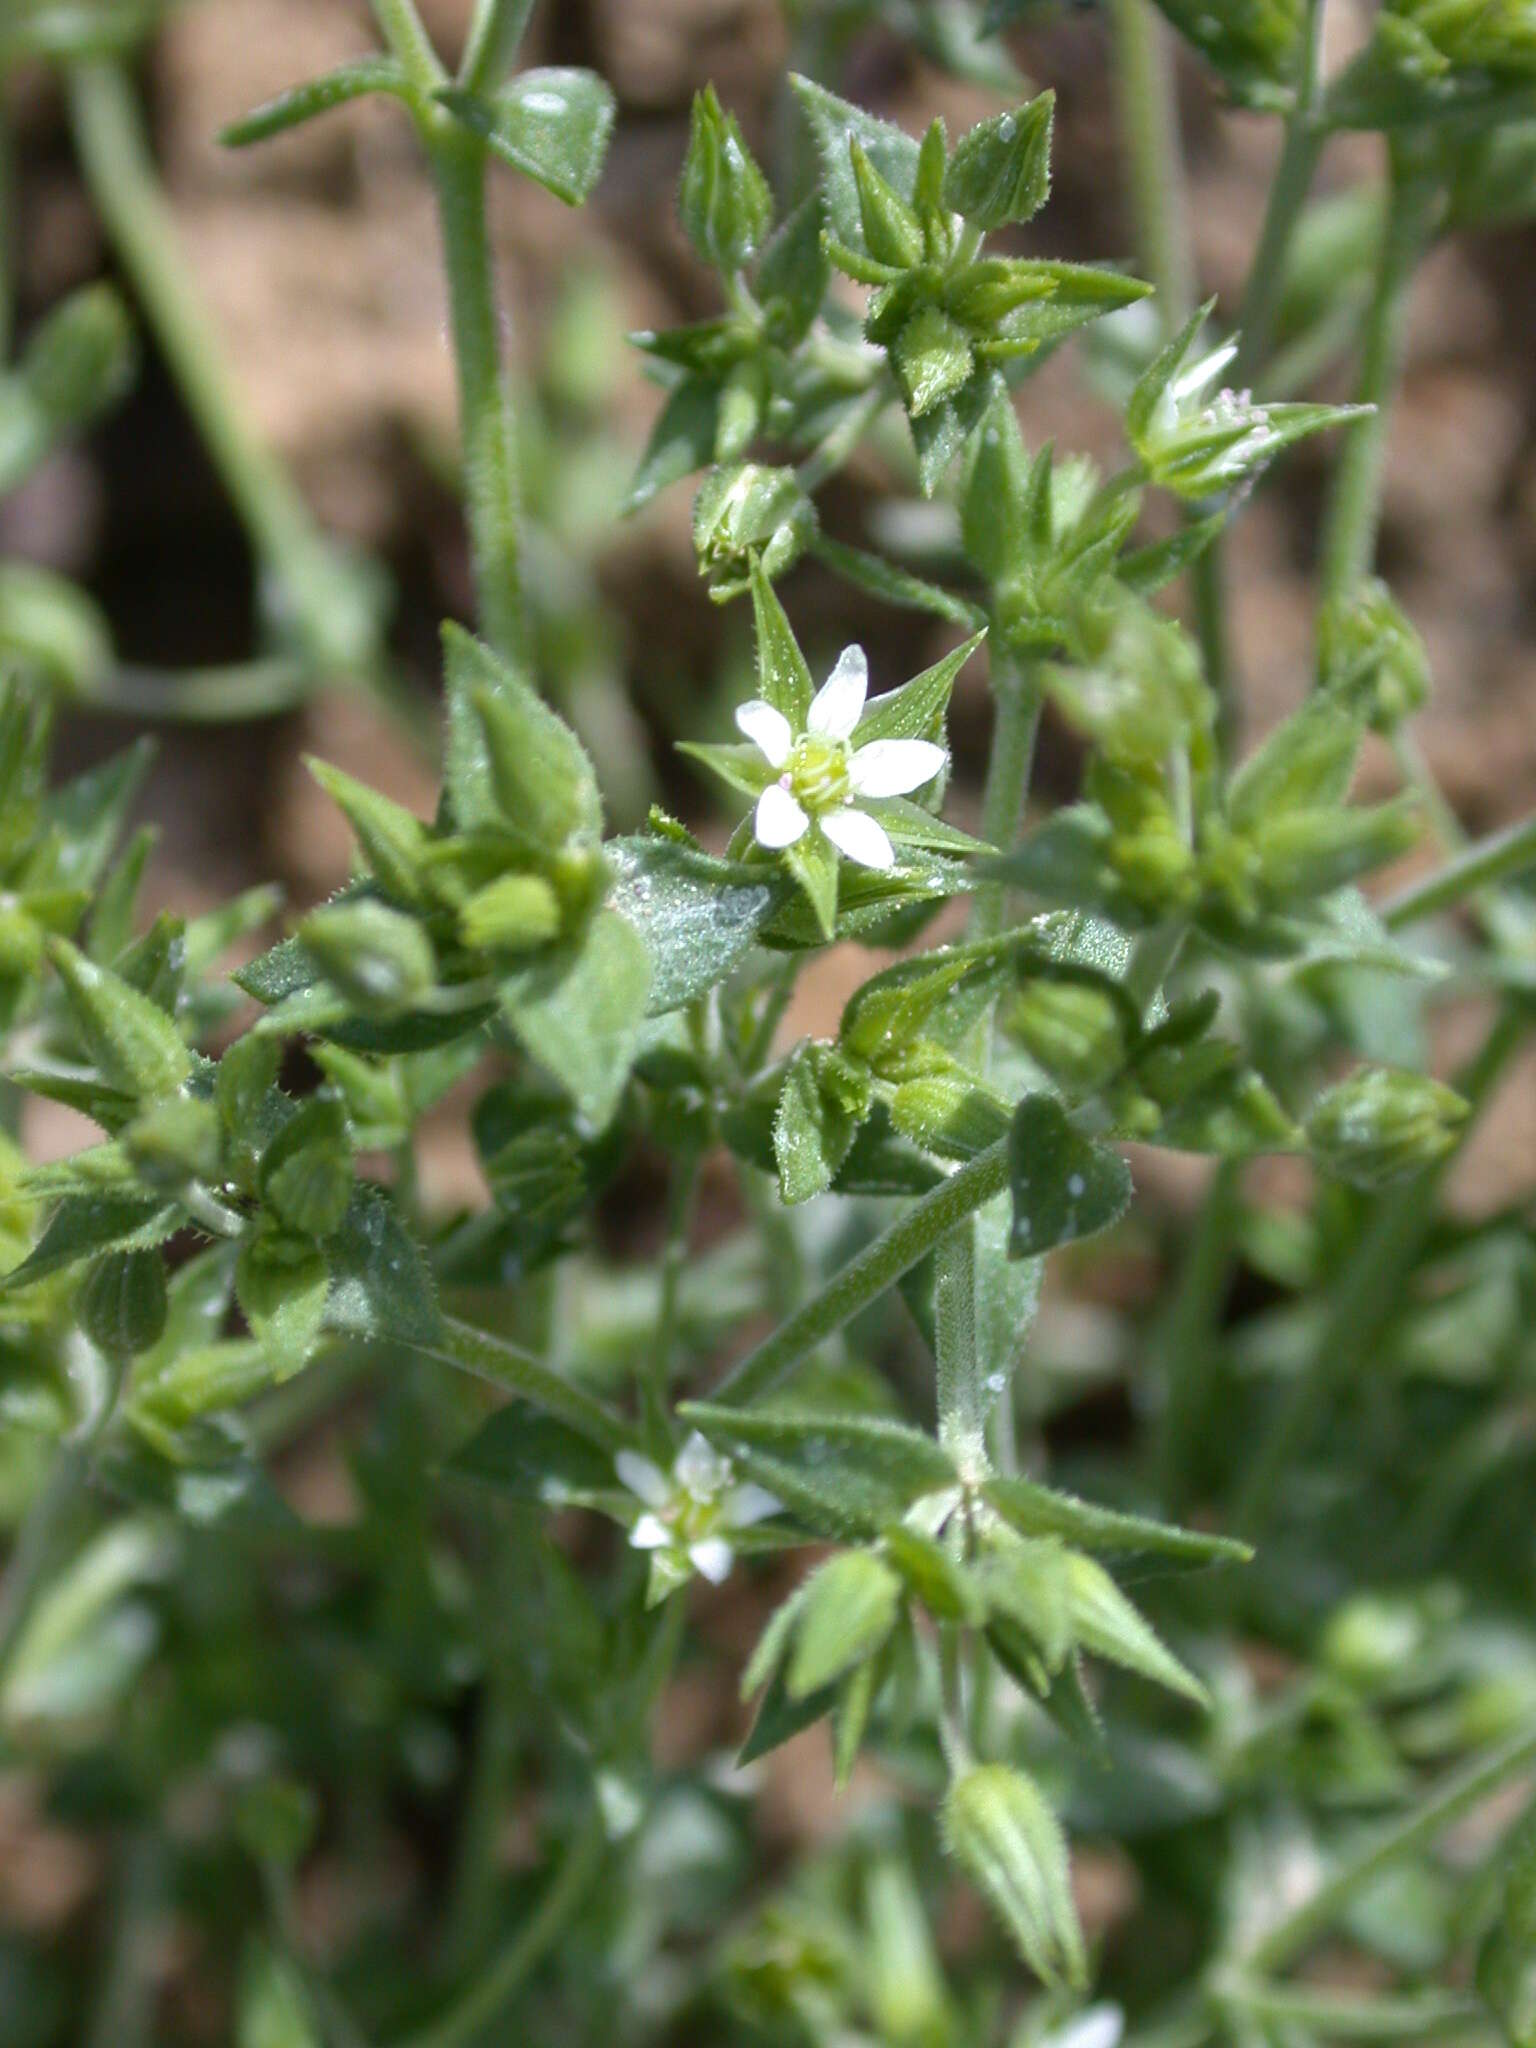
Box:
(625, 376, 720, 514)
(306, 759, 429, 905)
(76, 1247, 167, 1358)
(680, 85, 774, 273)
(893, 306, 976, 420)
(850, 139, 925, 269)
(786, 1550, 901, 1699)
(783, 826, 840, 940)
(1065, 1552, 1208, 1705)
(749, 555, 815, 726)
(853, 631, 986, 748)
(298, 899, 436, 1016)
(773, 1041, 871, 1203)
(257, 1090, 354, 1241)
(942, 92, 1054, 230)
(46, 936, 191, 1104)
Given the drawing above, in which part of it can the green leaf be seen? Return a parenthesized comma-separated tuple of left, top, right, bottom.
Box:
(325, 1188, 443, 1348)
(499, 908, 652, 1129)
(436, 68, 617, 207)
(1065, 1553, 1208, 1705)
(220, 58, 411, 148)
(76, 1248, 167, 1357)
(445, 625, 602, 853)
(738, 1663, 838, 1765)
(236, 1234, 329, 1382)
(679, 85, 774, 272)
(449, 1398, 618, 1501)
(893, 306, 976, 420)
(983, 1475, 1252, 1566)
(943, 93, 1054, 229)
(680, 1403, 958, 1540)
(854, 633, 986, 749)
(306, 759, 429, 904)
(773, 1042, 870, 1204)
(257, 1091, 354, 1240)
(606, 835, 779, 1014)
(1, 1192, 179, 1293)
(787, 1550, 902, 1698)
(46, 937, 191, 1103)
(749, 555, 814, 727)
(625, 376, 720, 514)
(943, 1763, 1085, 1987)
(1008, 1093, 1132, 1258)
(883, 1523, 985, 1623)
(758, 193, 830, 345)
(850, 140, 925, 268)
(790, 75, 920, 253)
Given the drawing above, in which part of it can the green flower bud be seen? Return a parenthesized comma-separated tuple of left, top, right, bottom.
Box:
(22, 284, 137, 441)
(258, 1091, 354, 1240)
(124, 1094, 223, 1192)
(1005, 977, 1128, 1093)
(692, 462, 815, 601)
(1307, 1067, 1469, 1187)
(850, 139, 925, 269)
(1318, 578, 1431, 735)
(458, 872, 563, 954)
(1319, 1591, 1430, 1689)
(679, 85, 773, 274)
(77, 1248, 167, 1358)
(300, 900, 436, 1016)
(942, 1763, 1085, 1987)
(0, 905, 43, 979)
(941, 93, 1054, 231)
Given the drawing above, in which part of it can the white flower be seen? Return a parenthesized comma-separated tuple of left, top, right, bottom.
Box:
(616, 1431, 781, 1595)
(735, 645, 946, 873)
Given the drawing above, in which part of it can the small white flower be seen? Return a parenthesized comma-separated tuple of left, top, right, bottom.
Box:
(735, 644, 946, 873)
(616, 1431, 781, 1596)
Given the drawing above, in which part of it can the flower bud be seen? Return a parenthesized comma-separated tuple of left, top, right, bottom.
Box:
(22, 285, 136, 442)
(300, 900, 435, 1016)
(458, 873, 563, 955)
(692, 462, 814, 602)
(942, 1763, 1085, 1986)
(125, 1095, 223, 1192)
(679, 86, 772, 274)
(1307, 1067, 1469, 1187)
(942, 93, 1054, 231)
(77, 1249, 167, 1359)
(1005, 977, 1127, 1093)
(1318, 578, 1431, 735)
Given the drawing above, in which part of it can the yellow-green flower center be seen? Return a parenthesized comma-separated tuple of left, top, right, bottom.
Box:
(787, 734, 852, 815)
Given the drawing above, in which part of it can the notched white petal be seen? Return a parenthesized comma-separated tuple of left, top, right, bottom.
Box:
(734, 698, 793, 768)
(822, 805, 896, 871)
(849, 737, 946, 798)
(615, 1451, 670, 1507)
(807, 644, 868, 740)
(688, 1536, 735, 1584)
(755, 781, 810, 849)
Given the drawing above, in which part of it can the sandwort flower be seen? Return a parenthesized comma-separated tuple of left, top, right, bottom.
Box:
(617, 1431, 781, 1598)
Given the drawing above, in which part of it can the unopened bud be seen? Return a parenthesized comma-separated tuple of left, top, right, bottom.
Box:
(1307, 1067, 1468, 1187)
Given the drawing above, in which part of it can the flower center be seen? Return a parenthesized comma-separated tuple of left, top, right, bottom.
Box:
(786, 734, 852, 815)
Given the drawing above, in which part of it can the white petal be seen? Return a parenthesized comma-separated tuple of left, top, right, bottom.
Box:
(673, 1431, 730, 1500)
(754, 782, 810, 849)
(1170, 338, 1237, 405)
(615, 1451, 670, 1508)
(734, 698, 792, 767)
(821, 805, 896, 871)
(807, 645, 868, 739)
(726, 1482, 782, 1529)
(849, 737, 946, 798)
(629, 1513, 671, 1551)
(688, 1537, 735, 1584)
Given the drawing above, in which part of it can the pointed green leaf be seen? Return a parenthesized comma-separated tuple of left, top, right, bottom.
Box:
(680, 1403, 958, 1540)
(436, 68, 617, 207)
(787, 1550, 901, 1699)
(984, 1475, 1252, 1566)
(499, 908, 651, 1129)
(625, 376, 720, 514)
(46, 937, 190, 1103)
(942, 92, 1054, 230)
(1, 1192, 178, 1293)
(1008, 1093, 1132, 1258)
(1066, 1553, 1207, 1704)
(852, 631, 986, 746)
(749, 555, 815, 725)
(850, 139, 925, 268)
(306, 759, 429, 904)
(220, 58, 411, 148)
(783, 827, 840, 940)
(790, 75, 920, 253)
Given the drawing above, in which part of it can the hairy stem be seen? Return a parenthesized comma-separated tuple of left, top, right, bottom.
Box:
(970, 644, 1043, 940)
(1108, 0, 1195, 329)
(423, 1316, 641, 1454)
(714, 1140, 1012, 1407)
(934, 1222, 987, 1479)
(460, 0, 536, 93)
(1382, 805, 1536, 929)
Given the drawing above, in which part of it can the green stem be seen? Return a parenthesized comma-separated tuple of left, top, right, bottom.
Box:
(0, 98, 15, 361)
(1108, 0, 1195, 330)
(1230, 0, 1329, 391)
(1382, 805, 1536, 929)
(934, 1222, 987, 1479)
(1153, 1158, 1240, 1511)
(420, 1316, 641, 1455)
(1244, 1719, 1536, 1975)
(64, 61, 383, 680)
(970, 644, 1043, 940)
(1217, 1978, 1484, 2041)
(369, 0, 447, 92)
(1234, 1005, 1524, 1537)
(460, 0, 536, 93)
(645, 1156, 699, 1448)
(425, 124, 528, 663)
(795, 378, 890, 496)
(396, 1808, 606, 2048)
(1319, 160, 1440, 611)
(713, 1140, 1012, 1408)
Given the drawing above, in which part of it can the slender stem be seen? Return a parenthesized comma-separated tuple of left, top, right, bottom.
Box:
(1217, 1978, 1485, 2040)
(740, 958, 798, 1076)
(0, 97, 15, 361)
(460, 0, 536, 94)
(85, 1834, 165, 2048)
(1319, 160, 1439, 610)
(1153, 1157, 1240, 1511)
(1234, 1005, 1525, 1536)
(426, 124, 528, 662)
(419, 1316, 641, 1454)
(1244, 1720, 1536, 1974)
(1108, 0, 1195, 330)
(1382, 806, 1536, 929)
(64, 62, 383, 679)
(369, 0, 447, 92)
(713, 1140, 1013, 1407)
(970, 644, 1043, 940)
(934, 1222, 987, 1480)
(1230, 0, 1329, 391)
(645, 1156, 699, 1448)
